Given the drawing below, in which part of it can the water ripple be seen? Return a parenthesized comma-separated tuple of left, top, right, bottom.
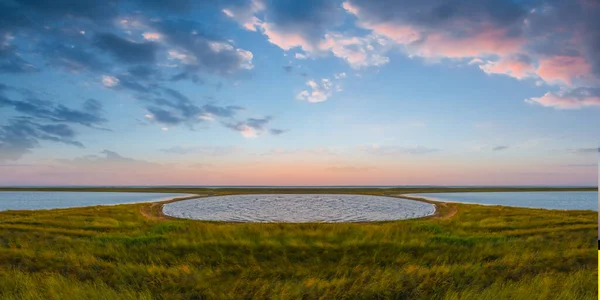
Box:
(163, 194, 435, 223)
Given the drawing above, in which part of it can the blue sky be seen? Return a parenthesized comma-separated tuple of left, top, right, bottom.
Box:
(0, 0, 598, 186)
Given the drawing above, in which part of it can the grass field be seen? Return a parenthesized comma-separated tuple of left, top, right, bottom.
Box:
(0, 188, 597, 299)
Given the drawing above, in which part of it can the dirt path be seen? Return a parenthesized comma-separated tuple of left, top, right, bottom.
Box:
(139, 195, 207, 221)
(139, 202, 168, 221)
(432, 201, 458, 220)
(393, 194, 459, 220)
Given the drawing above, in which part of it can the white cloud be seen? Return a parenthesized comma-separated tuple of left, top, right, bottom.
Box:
(297, 78, 335, 103)
(222, 9, 234, 18)
(167, 50, 196, 64)
(239, 125, 258, 138)
(334, 72, 347, 79)
(468, 58, 484, 65)
(237, 49, 254, 70)
(295, 53, 307, 59)
(209, 41, 234, 52)
(102, 75, 119, 88)
(319, 33, 391, 69)
(198, 113, 215, 121)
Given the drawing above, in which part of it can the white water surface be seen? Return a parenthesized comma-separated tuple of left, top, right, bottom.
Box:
(404, 191, 597, 211)
(163, 194, 435, 222)
(0, 192, 196, 211)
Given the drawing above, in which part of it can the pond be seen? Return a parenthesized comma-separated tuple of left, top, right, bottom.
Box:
(404, 191, 598, 211)
(162, 194, 436, 223)
(0, 192, 195, 211)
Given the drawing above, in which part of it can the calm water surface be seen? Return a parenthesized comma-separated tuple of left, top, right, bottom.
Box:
(405, 191, 598, 211)
(0, 192, 195, 211)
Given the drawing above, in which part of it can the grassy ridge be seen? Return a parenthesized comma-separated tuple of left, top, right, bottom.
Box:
(0, 189, 597, 299)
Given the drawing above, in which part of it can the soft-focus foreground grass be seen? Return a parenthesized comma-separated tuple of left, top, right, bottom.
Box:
(0, 188, 597, 299)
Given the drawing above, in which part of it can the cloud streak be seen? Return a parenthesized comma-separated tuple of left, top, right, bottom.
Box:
(0, 85, 108, 161)
(360, 145, 440, 155)
(223, 116, 284, 138)
(526, 87, 600, 109)
(159, 145, 240, 155)
(0, 118, 84, 162)
(94, 33, 159, 64)
(0, 0, 271, 146)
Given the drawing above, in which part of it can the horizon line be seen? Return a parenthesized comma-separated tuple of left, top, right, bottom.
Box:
(0, 185, 597, 188)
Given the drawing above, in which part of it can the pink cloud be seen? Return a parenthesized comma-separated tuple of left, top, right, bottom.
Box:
(239, 125, 258, 138)
(258, 26, 392, 69)
(259, 23, 316, 52)
(344, 0, 599, 113)
(526, 91, 600, 109)
(536, 56, 593, 85)
(343, 2, 524, 59)
(411, 27, 524, 59)
(341, 1, 359, 15)
(142, 32, 161, 41)
(361, 23, 421, 44)
(480, 56, 536, 79)
(222, 0, 265, 31)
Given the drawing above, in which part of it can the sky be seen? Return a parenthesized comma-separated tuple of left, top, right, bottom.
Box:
(0, 0, 599, 186)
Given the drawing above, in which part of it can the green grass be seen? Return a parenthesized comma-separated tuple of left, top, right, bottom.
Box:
(0, 188, 597, 299)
